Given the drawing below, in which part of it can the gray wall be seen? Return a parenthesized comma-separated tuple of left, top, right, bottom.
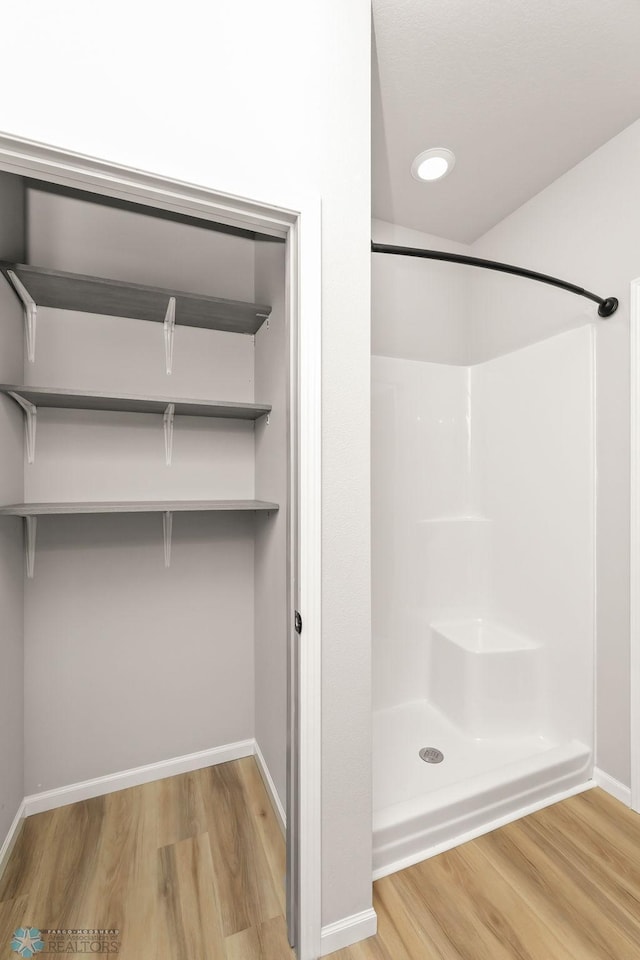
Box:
(26, 186, 256, 298)
(24, 512, 256, 792)
(0, 173, 25, 842)
(22, 188, 261, 793)
(254, 241, 288, 811)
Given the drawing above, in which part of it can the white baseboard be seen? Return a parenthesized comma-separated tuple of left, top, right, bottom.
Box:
(320, 908, 377, 956)
(594, 767, 632, 807)
(0, 801, 26, 883)
(23, 739, 255, 816)
(254, 740, 286, 834)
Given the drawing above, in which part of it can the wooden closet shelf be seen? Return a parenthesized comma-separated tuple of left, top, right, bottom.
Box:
(0, 262, 272, 334)
(0, 385, 271, 421)
(0, 500, 279, 517)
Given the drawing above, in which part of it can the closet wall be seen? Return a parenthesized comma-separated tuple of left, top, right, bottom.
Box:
(0, 173, 25, 843)
(13, 184, 284, 796)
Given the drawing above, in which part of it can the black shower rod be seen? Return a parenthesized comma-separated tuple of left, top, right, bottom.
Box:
(371, 242, 618, 318)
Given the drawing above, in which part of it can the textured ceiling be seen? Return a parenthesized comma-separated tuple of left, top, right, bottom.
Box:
(372, 0, 640, 242)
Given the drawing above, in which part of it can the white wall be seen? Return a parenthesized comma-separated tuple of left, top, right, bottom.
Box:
(0, 173, 25, 843)
(0, 1, 372, 926)
(22, 190, 259, 794)
(254, 240, 288, 811)
(471, 118, 640, 785)
(372, 219, 470, 364)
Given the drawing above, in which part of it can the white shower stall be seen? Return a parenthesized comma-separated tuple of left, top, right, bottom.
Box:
(371, 227, 596, 878)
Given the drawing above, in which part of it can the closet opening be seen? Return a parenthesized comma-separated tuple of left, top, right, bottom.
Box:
(0, 138, 321, 960)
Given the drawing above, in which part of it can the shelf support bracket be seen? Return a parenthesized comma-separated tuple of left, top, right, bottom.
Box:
(164, 296, 176, 375)
(163, 403, 175, 466)
(8, 392, 37, 464)
(163, 511, 173, 568)
(7, 270, 37, 363)
(25, 516, 37, 579)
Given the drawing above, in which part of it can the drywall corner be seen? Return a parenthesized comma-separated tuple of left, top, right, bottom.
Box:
(0, 171, 25, 851)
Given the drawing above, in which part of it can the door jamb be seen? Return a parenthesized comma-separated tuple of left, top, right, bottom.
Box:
(631, 277, 640, 812)
(0, 132, 323, 959)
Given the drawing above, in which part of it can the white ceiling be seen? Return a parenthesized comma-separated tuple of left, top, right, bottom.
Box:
(372, 0, 640, 243)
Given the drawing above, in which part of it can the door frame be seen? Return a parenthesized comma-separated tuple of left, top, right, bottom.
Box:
(631, 277, 640, 812)
(0, 132, 323, 959)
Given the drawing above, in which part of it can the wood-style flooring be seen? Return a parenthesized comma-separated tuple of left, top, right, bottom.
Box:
(335, 787, 640, 960)
(2, 768, 640, 960)
(0, 757, 293, 960)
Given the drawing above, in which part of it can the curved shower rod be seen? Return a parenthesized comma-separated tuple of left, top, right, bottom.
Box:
(371, 242, 619, 318)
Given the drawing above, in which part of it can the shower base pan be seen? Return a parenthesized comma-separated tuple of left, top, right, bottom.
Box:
(372, 699, 591, 879)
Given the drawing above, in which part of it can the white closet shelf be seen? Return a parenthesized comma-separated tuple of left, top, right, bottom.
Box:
(0, 385, 271, 421)
(0, 262, 272, 334)
(0, 500, 279, 517)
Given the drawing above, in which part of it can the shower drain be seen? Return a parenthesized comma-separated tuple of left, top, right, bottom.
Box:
(419, 747, 444, 764)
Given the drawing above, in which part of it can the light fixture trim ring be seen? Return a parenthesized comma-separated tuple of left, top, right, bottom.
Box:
(411, 147, 456, 182)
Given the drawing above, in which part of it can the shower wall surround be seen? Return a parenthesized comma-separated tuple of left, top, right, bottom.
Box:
(372, 324, 595, 743)
(372, 360, 474, 710)
(371, 324, 595, 874)
(372, 325, 595, 840)
(472, 327, 595, 745)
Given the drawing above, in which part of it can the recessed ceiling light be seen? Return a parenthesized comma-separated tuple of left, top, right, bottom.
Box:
(411, 148, 456, 182)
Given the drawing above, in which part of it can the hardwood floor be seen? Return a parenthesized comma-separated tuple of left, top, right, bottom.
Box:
(0, 758, 293, 960)
(334, 788, 640, 960)
(2, 772, 639, 960)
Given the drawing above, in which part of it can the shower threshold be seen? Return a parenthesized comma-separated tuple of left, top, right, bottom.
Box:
(372, 699, 591, 879)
